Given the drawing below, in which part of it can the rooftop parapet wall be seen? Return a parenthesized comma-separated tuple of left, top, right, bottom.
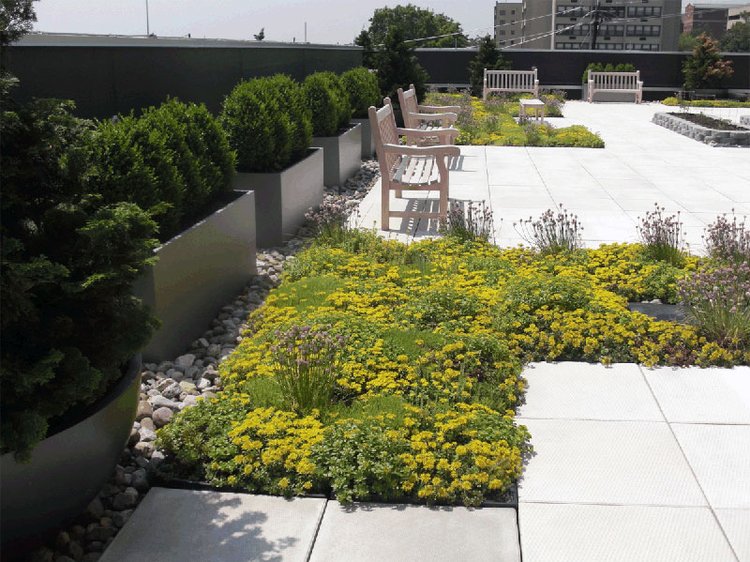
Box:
(4, 34, 363, 118)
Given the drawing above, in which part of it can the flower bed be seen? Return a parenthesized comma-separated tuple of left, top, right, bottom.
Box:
(425, 92, 604, 148)
(158, 232, 748, 507)
(662, 97, 750, 108)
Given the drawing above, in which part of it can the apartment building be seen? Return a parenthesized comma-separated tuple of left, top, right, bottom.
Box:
(683, 3, 750, 37)
(494, 0, 681, 51)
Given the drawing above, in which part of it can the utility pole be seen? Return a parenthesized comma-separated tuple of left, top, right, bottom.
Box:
(145, 0, 150, 36)
(590, 0, 600, 50)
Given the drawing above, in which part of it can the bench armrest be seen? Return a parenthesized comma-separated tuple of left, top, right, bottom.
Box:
(417, 104, 461, 113)
(408, 111, 458, 124)
(381, 143, 461, 158)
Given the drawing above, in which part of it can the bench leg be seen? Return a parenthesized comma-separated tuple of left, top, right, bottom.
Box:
(381, 185, 390, 231)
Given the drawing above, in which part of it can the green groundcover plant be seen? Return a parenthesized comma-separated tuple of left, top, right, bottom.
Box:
(424, 91, 603, 148)
(159, 226, 748, 506)
(662, 97, 750, 108)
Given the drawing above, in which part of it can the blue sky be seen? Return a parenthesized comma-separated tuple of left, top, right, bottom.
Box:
(32, 0, 750, 45)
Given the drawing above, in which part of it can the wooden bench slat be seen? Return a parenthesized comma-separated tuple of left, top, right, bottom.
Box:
(483, 68, 540, 101)
(587, 70, 643, 103)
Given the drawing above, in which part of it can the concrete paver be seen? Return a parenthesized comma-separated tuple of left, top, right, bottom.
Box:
(517, 418, 707, 506)
(671, 424, 750, 509)
(518, 362, 663, 421)
(309, 502, 520, 562)
(99, 488, 326, 562)
(715, 509, 750, 562)
(519, 503, 737, 562)
(643, 366, 750, 424)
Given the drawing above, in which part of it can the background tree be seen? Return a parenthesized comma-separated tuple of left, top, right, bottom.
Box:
(0, 0, 37, 46)
(355, 29, 376, 68)
(375, 27, 429, 101)
(468, 35, 510, 97)
(721, 12, 750, 52)
(254, 27, 265, 41)
(678, 32, 700, 52)
(359, 4, 467, 48)
(682, 33, 734, 90)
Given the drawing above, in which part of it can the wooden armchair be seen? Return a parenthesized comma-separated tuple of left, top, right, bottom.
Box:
(396, 84, 460, 145)
(369, 97, 460, 231)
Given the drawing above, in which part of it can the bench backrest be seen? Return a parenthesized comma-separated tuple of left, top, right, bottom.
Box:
(369, 98, 400, 177)
(588, 70, 641, 90)
(484, 69, 538, 92)
(398, 85, 420, 129)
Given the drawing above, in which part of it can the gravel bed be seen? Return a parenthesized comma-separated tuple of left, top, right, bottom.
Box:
(26, 160, 379, 562)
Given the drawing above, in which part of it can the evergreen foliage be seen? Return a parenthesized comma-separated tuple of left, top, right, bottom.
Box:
(361, 4, 467, 48)
(468, 36, 511, 98)
(375, 27, 430, 101)
(0, 94, 159, 459)
(340, 67, 381, 118)
(302, 71, 351, 136)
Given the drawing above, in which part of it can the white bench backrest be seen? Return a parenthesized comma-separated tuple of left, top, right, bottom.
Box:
(398, 86, 420, 129)
(484, 69, 538, 92)
(370, 98, 401, 176)
(588, 70, 641, 90)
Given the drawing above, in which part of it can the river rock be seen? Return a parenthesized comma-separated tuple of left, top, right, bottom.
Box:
(152, 406, 173, 427)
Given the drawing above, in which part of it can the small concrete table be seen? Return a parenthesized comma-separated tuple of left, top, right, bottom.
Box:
(519, 98, 545, 123)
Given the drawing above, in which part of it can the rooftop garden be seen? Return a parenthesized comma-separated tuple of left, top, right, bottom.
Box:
(157, 206, 749, 506)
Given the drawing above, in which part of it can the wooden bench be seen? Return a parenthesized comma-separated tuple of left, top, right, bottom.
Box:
(369, 97, 460, 231)
(587, 70, 643, 103)
(397, 84, 460, 145)
(483, 69, 539, 101)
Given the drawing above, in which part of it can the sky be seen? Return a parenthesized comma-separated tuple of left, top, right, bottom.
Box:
(31, 0, 750, 46)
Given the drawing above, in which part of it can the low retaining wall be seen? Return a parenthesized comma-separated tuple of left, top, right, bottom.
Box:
(652, 112, 750, 147)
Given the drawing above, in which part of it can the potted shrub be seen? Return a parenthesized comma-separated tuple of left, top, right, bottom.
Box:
(304, 71, 362, 187)
(0, 94, 157, 552)
(341, 67, 381, 158)
(221, 74, 324, 247)
(90, 98, 256, 361)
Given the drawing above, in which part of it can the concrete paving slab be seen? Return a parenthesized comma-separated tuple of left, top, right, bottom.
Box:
(309, 502, 520, 562)
(643, 366, 750, 424)
(517, 419, 706, 506)
(715, 509, 750, 562)
(672, 424, 750, 509)
(519, 503, 737, 562)
(518, 362, 663, 421)
(99, 488, 326, 562)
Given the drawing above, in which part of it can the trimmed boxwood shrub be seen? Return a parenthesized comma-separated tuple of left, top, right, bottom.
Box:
(90, 99, 235, 241)
(581, 62, 636, 84)
(340, 67, 381, 118)
(303, 71, 352, 137)
(0, 96, 159, 460)
(221, 75, 311, 173)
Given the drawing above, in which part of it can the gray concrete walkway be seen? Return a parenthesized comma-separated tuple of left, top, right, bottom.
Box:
(356, 102, 750, 251)
(518, 362, 750, 562)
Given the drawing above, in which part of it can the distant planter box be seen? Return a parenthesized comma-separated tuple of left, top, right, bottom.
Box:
(133, 190, 257, 362)
(232, 147, 324, 248)
(653, 112, 750, 147)
(351, 117, 375, 159)
(313, 122, 363, 187)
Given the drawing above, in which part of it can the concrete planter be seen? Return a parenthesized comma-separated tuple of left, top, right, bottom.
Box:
(652, 112, 750, 147)
(1, 356, 142, 555)
(312, 122, 363, 187)
(741, 115, 750, 129)
(133, 190, 257, 361)
(232, 147, 324, 248)
(351, 117, 374, 158)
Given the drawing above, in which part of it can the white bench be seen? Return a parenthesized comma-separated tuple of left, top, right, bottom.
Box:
(368, 97, 460, 230)
(483, 69, 539, 101)
(587, 70, 643, 103)
(397, 84, 459, 145)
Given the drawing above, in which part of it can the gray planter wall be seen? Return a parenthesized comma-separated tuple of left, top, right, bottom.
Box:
(133, 191, 257, 361)
(1, 357, 141, 552)
(652, 112, 750, 146)
(351, 117, 374, 158)
(313, 122, 362, 187)
(232, 147, 324, 248)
